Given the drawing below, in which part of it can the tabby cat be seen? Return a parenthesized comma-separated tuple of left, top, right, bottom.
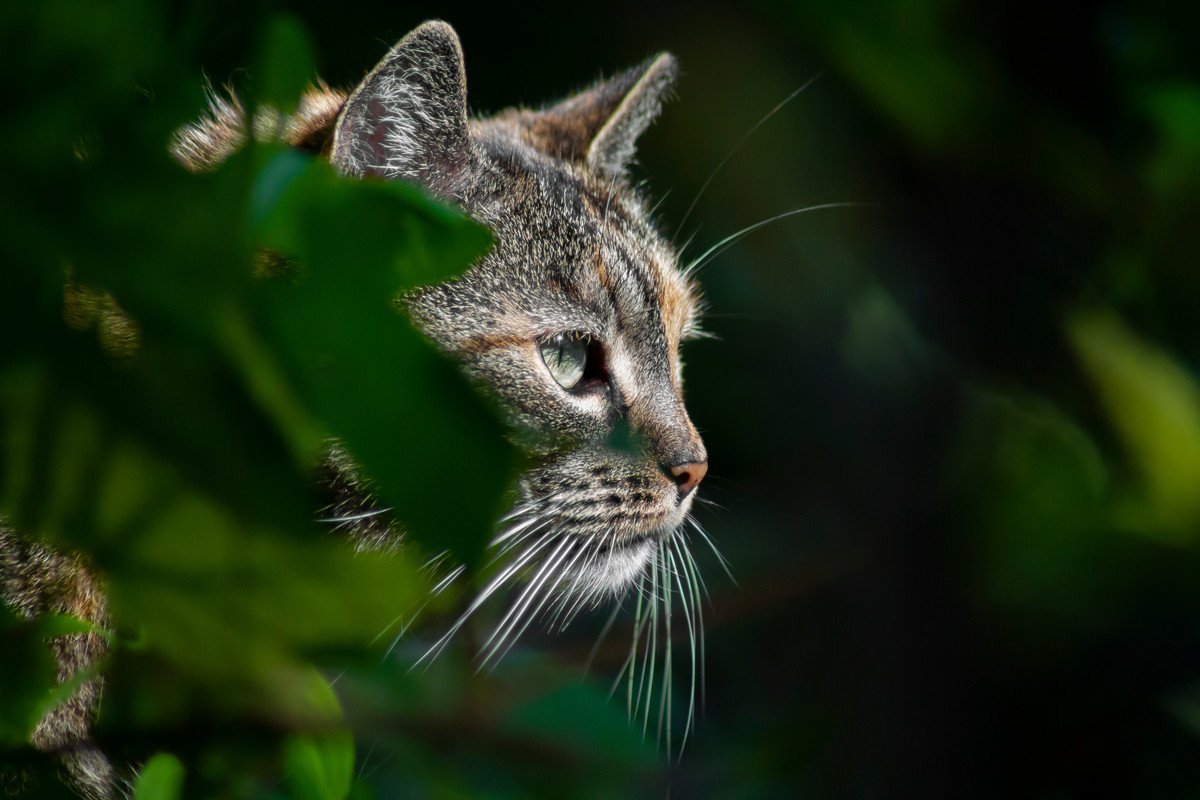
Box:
(2, 19, 711, 798)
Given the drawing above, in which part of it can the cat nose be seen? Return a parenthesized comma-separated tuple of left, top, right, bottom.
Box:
(669, 460, 708, 497)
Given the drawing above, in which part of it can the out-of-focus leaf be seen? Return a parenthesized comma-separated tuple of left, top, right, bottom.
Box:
(0, 605, 59, 745)
(1165, 684, 1200, 742)
(840, 283, 936, 393)
(131, 753, 184, 800)
(1068, 310, 1200, 538)
(502, 680, 654, 768)
(776, 1, 986, 151)
(948, 389, 1110, 624)
(0, 606, 108, 745)
(285, 733, 355, 800)
(109, 502, 425, 683)
(255, 15, 316, 116)
(249, 151, 513, 565)
(1142, 84, 1200, 197)
(282, 673, 354, 800)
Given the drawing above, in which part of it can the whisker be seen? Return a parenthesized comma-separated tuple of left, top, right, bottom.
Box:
(667, 538, 697, 754)
(382, 605, 424, 660)
(491, 505, 544, 546)
(657, 538, 673, 755)
(547, 533, 603, 630)
(413, 495, 714, 762)
(414, 532, 558, 667)
(584, 593, 625, 676)
(431, 563, 466, 595)
(678, 538, 708, 709)
(488, 538, 592, 669)
(674, 71, 826, 242)
(492, 515, 556, 562)
(316, 507, 392, 524)
(638, 544, 661, 736)
(695, 495, 728, 511)
(478, 537, 577, 669)
(689, 515, 735, 585)
(685, 202, 871, 277)
(613, 572, 648, 708)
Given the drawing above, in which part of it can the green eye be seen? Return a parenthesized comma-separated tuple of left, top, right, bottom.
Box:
(539, 332, 588, 389)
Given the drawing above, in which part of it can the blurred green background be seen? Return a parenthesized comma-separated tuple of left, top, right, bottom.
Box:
(4, 0, 1200, 797)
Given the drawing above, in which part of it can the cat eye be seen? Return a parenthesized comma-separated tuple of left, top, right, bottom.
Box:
(539, 332, 591, 390)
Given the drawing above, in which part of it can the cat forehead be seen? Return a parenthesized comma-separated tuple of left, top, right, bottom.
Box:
(463, 123, 696, 336)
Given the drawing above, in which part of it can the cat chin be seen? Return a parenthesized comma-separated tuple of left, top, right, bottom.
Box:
(566, 534, 660, 597)
(581, 500, 693, 592)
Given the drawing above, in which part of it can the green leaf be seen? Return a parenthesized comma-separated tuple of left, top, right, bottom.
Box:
(1142, 83, 1200, 197)
(503, 680, 653, 768)
(0, 604, 106, 746)
(284, 731, 355, 800)
(947, 388, 1110, 621)
(255, 15, 317, 116)
(0, 604, 59, 745)
(1068, 310, 1200, 538)
(131, 753, 185, 800)
(282, 671, 354, 800)
(249, 152, 514, 565)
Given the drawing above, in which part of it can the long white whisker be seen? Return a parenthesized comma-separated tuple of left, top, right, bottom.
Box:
(689, 516, 735, 585)
(492, 515, 557, 562)
(657, 538, 673, 756)
(585, 594, 625, 676)
(685, 202, 870, 277)
(478, 537, 576, 669)
(511, 535, 596, 647)
(414, 532, 557, 667)
(674, 71, 826, 242)
(382, 604, 426, 660)
(679, 538, 709, 710)
(639, 545, 661, 736)
(316, 506, 393, 524)
(431, 563, 466, 595)
(667, 538, 697, 754)
(487, 538, 592, 669)
(491, 508, 545, 547)
(552, 531, 616, 631)
(615, 573, 647, 710)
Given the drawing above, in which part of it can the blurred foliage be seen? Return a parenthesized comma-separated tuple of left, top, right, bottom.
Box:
(4, 0, 1200, 798)
(0, 2, 655, 797)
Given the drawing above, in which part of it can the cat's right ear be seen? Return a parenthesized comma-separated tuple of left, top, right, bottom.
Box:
(513, 54, 678, 182)
(331, 21, 473, 194)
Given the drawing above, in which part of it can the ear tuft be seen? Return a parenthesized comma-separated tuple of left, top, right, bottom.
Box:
(331, 20, 473, 193)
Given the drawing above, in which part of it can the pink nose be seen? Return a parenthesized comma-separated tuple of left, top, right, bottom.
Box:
(669, 461, 708, 497)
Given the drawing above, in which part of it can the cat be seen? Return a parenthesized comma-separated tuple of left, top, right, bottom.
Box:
(3, 19, 710, 799)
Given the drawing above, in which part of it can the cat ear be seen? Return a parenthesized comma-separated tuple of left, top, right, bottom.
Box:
(331, 20, 473, 192)
(523, 53, 678, 180)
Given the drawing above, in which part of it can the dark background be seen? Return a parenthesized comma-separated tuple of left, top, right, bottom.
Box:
(6, 1, 1200, 798)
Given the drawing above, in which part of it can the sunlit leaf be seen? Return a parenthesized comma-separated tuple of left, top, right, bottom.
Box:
(282, 673, 354, 800)
(1068, 310, 1200, 538)
(131, 753, 184, 800)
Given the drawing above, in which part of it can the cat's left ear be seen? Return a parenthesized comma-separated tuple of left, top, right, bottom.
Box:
(519, 53, 678, 181)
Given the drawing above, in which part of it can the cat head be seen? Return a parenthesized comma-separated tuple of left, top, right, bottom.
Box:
(328, 21, 708, 597)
